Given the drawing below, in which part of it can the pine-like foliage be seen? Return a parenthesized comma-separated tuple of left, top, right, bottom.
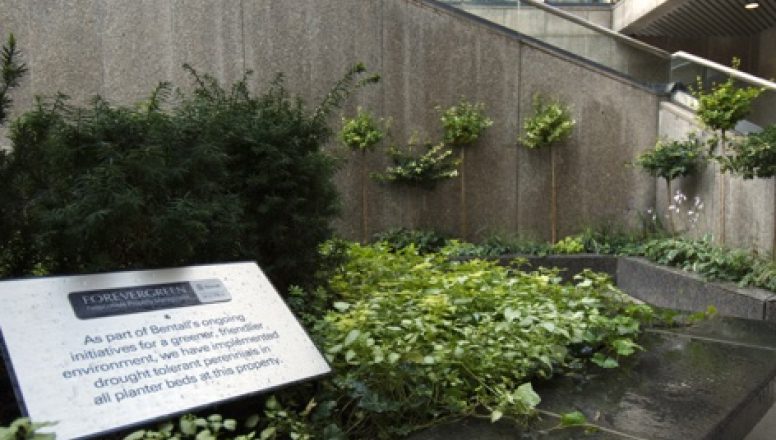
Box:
(0, 33, 26, 126)
(0, 64, 377, 290)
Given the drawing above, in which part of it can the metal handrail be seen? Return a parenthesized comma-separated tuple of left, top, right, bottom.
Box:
(458, 0, 671, 59)
(672, 51, 776, 91)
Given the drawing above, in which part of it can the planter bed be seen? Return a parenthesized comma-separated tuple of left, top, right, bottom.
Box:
(485, 254, 776, 321)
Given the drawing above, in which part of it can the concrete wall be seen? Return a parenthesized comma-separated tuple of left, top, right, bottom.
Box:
(458, 4, 669, 83)
(0, 0, 660, 243)
(658, 101, 776, 255)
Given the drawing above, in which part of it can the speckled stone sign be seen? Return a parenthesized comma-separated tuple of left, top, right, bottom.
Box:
(0, 262, 330, 440)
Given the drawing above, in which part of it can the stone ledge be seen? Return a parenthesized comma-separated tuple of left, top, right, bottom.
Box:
(617, 257, 776, 321)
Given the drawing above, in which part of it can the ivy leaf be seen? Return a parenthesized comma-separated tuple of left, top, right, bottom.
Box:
(490, 409, 504, 423)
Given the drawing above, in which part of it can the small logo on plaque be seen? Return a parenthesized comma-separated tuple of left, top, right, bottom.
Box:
(69, 279, 231, 319)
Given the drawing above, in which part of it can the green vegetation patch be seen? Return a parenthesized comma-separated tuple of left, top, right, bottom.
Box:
(314, 242, 652, 438)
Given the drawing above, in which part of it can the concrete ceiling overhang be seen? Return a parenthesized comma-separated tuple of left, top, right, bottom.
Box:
(618, 0, 776, 37)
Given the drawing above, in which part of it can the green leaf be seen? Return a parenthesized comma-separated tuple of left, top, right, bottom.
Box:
(592, 353, 619, 368)
(560, 411, 587, 427)
(260, 426, 276, 440)
(343, 329, 360, 346)
(515, 382, 541, 408)
(490, 409, 504, 423)
(333, 302, 350, 312)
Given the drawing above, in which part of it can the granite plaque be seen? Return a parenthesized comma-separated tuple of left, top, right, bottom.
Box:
(0, 262, 330, 439)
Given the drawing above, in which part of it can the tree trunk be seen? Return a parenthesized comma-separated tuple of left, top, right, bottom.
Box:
(666, 178, 674, 235)
(550, 144, 557, 244)
(460, 148, 467, 240)
(719, 130, 727, 245)
(361, 152, 368, 243)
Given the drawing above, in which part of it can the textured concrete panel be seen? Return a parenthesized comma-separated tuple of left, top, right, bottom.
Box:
(375, 1, 526, 240)
(519, 44, 659, 240)
(169, 0, 245, 88)
(100, 0, 174, 104)
(725, 177, 776, 256)
(27, 0, 104, 104)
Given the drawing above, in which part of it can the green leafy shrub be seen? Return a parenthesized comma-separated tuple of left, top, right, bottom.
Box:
(693, 58, 764, 135)
(518, 95, 574, 150)
(0, 418, 55, 440)
(371, 227, 449, 254)
(339, 108, 385, 152)
(643, 237, 753, 283)
(552, 236, 585, 254)
(438, 99, 493, 146)
(0, 64, 377, 289)
(635, 135, 705, 183)
(719, 124, 776, 178)
(373, 140, 459, 187)
(635, 135, 705, 234)
(577, 227, 651, 256)
(125, 395, 343, 440)
(316, 242, 652, 438)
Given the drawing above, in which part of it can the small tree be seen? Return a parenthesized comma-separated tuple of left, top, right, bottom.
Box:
(636, 135, 704, 234)
(518, 94, 575, 243)
(692, 57, 763, 243)
(694, 58, 763, 147)
(439, 99, 493, 238)
(340, 108, 385, 242)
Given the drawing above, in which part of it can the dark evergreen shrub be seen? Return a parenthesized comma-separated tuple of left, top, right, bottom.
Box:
(0, 64, 377, 290)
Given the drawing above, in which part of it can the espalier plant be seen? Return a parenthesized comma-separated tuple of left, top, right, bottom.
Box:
(340, 108, 385, 153)
(373, 139, 460, 188)
(439, 99, 493, 146)
(340, 108, 386, 242)
(518, 94, 575, 243)
(439, 98, 493, 238)
(635, 134, 705, 233)
(719, 124, 776, 179)
(373, 99, 492, 193)
(315, 242, 653, 438)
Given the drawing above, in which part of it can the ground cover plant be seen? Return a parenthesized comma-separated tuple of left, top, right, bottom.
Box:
(311, 242, 653, 438)
(375, 227, 776, 293)
(0, 64, 377, 290)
